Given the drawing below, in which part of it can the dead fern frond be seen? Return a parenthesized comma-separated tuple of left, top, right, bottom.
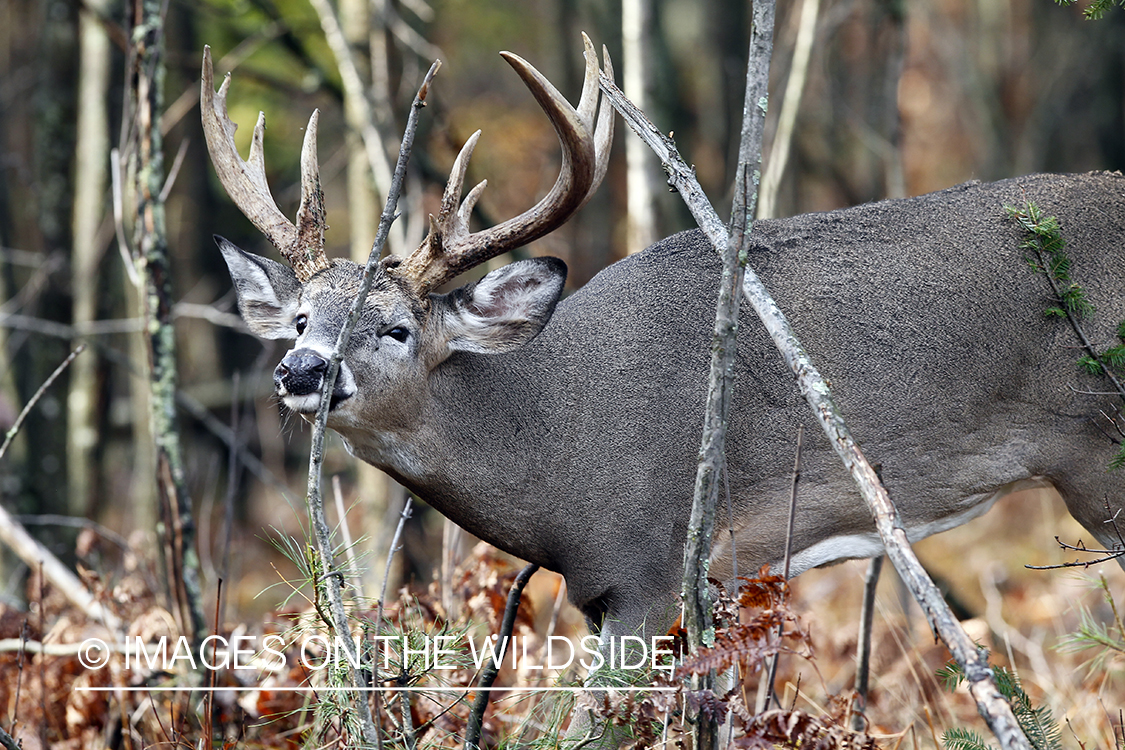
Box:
(577, 687, 668, 748)
(676, 608, 803, 677)
(738, 565, 789, 609)
(709, 576, 742, 624)
(733, 708, 880, 750)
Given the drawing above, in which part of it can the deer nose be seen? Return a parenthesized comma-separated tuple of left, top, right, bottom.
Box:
(275, 349, 328, 396)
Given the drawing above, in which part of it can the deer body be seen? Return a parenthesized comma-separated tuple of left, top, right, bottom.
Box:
(202, 45, 1125, 641)
(226, 172, 1125, 637)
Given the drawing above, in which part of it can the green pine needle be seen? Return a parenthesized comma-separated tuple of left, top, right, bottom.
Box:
(1056, 0, 1125, 20)
(938, 659, 1062, 750)
(1112, 445, 1125, 471)
(943, 726, 994, 750)
(1103, 344, 1125, 369)
(1077, 355, 1103, 375)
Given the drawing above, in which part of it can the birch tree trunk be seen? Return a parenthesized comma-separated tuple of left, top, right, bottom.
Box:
(68, 0, 112, 516)
(623, 0, 659, 254)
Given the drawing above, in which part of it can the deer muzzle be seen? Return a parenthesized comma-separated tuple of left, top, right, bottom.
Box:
(274, 348, 354, 413)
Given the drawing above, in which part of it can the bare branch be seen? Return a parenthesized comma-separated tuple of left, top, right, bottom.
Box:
(464, 563, 539, 750)
(301, 61, 442, 750)
(110, 148, 139, 287)
(0, 345, 85, 461)
(758, 0, 820, 219)
(0, 487, 122, 630)
(158, 136, 189, 203)
(307, 0, 397, 209)
(0, 312, 288, 497)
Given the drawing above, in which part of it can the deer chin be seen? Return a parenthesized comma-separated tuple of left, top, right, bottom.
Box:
(279, 388, 353, 414)
(279, 384, 353, 413)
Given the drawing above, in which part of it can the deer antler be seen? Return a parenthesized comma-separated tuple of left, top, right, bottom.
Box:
(201, 46, 330, 282)
(390, 34, 615, 296)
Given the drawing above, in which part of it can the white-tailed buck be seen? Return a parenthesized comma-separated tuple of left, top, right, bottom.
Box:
(202, 41, 1125, 641)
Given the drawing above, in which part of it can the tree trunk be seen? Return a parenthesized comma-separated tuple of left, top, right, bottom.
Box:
(128, 0, 206, 642)
(68, 0, 113, 517)
(622, 0, 659, 254)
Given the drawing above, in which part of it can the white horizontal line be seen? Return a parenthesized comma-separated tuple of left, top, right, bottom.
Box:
(75, 686, 676, 694)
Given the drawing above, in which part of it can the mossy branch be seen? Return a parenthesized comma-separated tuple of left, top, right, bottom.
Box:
(129, 0, 207, 643)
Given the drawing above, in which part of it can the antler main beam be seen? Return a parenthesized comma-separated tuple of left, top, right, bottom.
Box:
(391, 34, 615, 296)
(201, 46, 330, 282)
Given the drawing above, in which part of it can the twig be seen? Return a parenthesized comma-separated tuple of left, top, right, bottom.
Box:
(1, 303, 248, 335)
(307, 0, 398, 230)
(601, 44, 1033, 750)
(372, 495, 414, 750)
(1027, 498, 1125, 569)
(292, 49, 436, 746)
(676, 7, 776, 749)
(0, 718, 18, 750)
(0, 311, 285, 495)
(110, 148, 140, 287)
(376, 497, 414, 630)
(782, 425, 803, 581)
(464, 563, 539, 750)
(724, 465, 739, 599)
(158, 136, 189, 202)
(1015, 202, 1125, 402)
(15, 514, 130, 552)
(441, 519, 462, 618)
(331, 474, 365, 601)
(764, 425, 804, 709)
(0, 345, 85, 461)
(299, 57, 439, 749)
(852, 554, 883, 731)
(1025, 538, 1125, 569)
(400, 690, 418, 750)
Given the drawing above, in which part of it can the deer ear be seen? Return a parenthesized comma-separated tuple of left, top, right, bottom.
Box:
(439, 257, 567, 354)
(216, 236, 302, 340)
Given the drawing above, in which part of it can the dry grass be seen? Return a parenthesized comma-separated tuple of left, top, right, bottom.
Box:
(775, 487, 1125, 748)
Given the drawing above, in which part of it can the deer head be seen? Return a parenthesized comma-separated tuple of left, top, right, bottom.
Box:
(201, 39, 613, 442)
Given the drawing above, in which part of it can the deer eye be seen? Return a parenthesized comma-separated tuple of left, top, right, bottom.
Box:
(294, 314, 308, 335)
(386, 326, 409, 343)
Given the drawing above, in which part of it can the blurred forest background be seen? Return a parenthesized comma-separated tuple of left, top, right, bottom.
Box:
(0, 0, 1123, 741)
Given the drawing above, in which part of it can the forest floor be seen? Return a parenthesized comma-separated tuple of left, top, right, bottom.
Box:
(0, 487, 1121, 748)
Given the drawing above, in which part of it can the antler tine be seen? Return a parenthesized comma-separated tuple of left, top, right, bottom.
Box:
(391, 37, 614, 297)
(201, 46, 329, 282)
(441, 129, 487, 240)
(578, 37, 615, 212)
(292, 110, 331, 280)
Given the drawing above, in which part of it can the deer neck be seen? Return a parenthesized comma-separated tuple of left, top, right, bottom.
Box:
(336, 340, 569, 563)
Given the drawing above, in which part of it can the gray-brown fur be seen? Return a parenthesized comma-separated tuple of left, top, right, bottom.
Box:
(220, 171, 1125, 640)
